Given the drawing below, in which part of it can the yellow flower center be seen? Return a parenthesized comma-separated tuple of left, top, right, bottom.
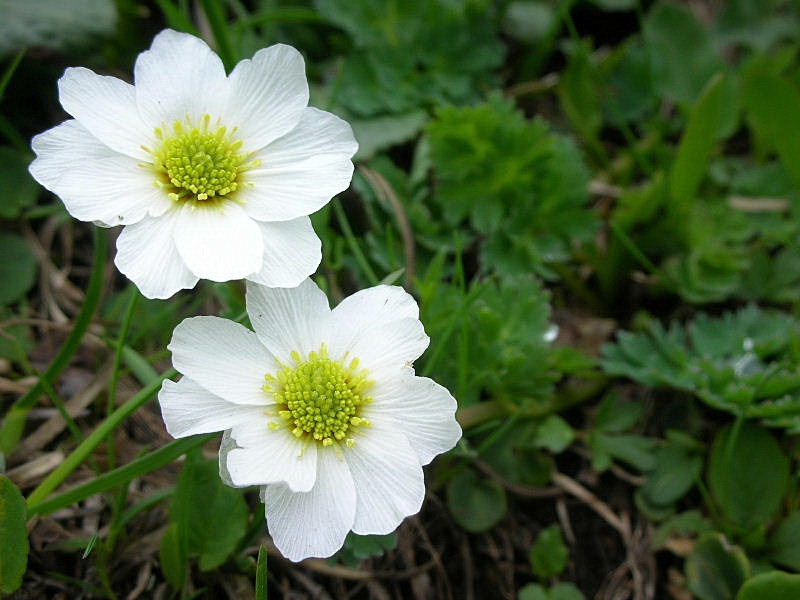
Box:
(264, 345, 373, 448)
(148, 115, 257, 204)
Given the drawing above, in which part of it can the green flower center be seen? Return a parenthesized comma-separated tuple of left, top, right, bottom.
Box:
(264, 345, 373, 448)
(149, 115, 255, 204)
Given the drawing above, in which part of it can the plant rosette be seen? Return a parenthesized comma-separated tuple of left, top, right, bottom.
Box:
(28, 29, 357, 299)
(157, 278, 461, 561)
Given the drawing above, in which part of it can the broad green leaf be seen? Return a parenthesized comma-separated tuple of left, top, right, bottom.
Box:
(502, 2, 555, 44)
(447, 468, 507, 533)
(558, 43, 602, 152)
(640, 443, 702, 506)
(0, 475, 28, 595)
(159, 522, 186, 590)
(0, 147, 38, 219)
(173, 454, 249, 571)
(534, 415, 574, 453)
(529, 524, 569, 580)
(589, 432, 656, 472)
(708, 423, 789, 531)
(736, 571, 800, 600)
(669, 74, 728, 213)
(0, 0, 116, 56)
(766, 512, 800, 571)
(0, 232, 37, 306)
(685, 532, 750, 600)
(519, 583, 549, 600)
(351, 111, 428, 161)
(652, 510, 712, 549)
(336, 531, 398, 566)
(550, 583, 585, 600)
(741, 72, 800, 191)
(643, 3, 724, 106)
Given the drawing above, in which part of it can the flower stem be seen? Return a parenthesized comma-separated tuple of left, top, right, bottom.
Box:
(333, 200, 380, 286)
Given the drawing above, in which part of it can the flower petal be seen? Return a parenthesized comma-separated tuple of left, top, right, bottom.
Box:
(57, 67, 152, 160)
(238, 108, 357, 221)
(263, 448, 356, 561)
(50, 152, 168, 226)
(346, 317, 429, 377)
(345, 420, 424, 535)
(134, 29, 229, 128)
(174, 202, 263, 281)
(30, 120, 114, 189)
(158, 377, 267, 438)
(114, 210, 199, 299)
(225, 421, 317, 492)
(326, 285, 419, 358)
(245, 279, 330, 363)
(368, 375, 461, 465)
(168, 316, 278, 406)
(246, 217, 321, 288)
(224, 44, 309, 151)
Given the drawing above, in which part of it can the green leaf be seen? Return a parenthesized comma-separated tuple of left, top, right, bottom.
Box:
(351, 111, 428, 161)
(159, 522, 187, 590)
(685, 532, 750, 600)
(766, 512, 800, 571)
(447, 467, 507, 533)
(255, 545, 268, 600)
(640, 442, 702, 506)
(708, 423, 789, 531)
(172, 454, 249, 571)
(0, 232, 37, 306)
(534, 415, 575, 453)
(550, 583, 585, 600)
(643, 3, 724, 106)
(736, 571, 800, 600)
(519, 583, 549, 600)
(0, 0, 116, 56)
(502, 2, 555, 44)
(669, 74, 728, 213)
(0, 475, 28, 595)
(0, 147, 38, 218)
(741, 72, 800, 191)
(529, 524, 569, 580)
(589, 432, 656, 472)
(652, 510, 712, 549)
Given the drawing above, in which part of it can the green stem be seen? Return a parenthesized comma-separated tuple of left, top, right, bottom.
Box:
(0, 227, 108, 455)
(106, 288, 139, 470)
(333, 201, 380, 286)
(255, 546, 269, 600)
(0, 48, 26, 102)
(26, 368, 176, 509)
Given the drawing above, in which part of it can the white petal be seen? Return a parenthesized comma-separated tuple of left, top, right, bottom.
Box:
(219, 430, 239, 487)
(225, 421, 317, 492)
(51, 153, 168, 226)
(326, 285, 419, 357)
(114, 211, 199, 299)
(30, 120, 115, 190)
(224, 44, 309, 151)
(174, 202, 263, 281)
(368, 375, 461, 465)
(246, 217, 321, 288)
(57, 67, 152, 160)
(158, 377, 267, 438)
(168, 316, 278, 406)
(238, 108, 357, 222)
(263, 449, 356, 561)
(134, 29, 228, 128)
(345, 420, 424, 535)
(346, 317, 429, 377)
(245, 279, 329, 363)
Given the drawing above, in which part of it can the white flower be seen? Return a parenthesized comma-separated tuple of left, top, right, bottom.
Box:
(157, 278, 461, 561)
(29, 30, 357, 299)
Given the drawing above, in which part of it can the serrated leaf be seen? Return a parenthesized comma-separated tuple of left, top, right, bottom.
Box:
(529, 524, 569, 580)
(0, 475, 28, 595)
(447, 468, 507, 533)
(534, 415, 574, 453)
